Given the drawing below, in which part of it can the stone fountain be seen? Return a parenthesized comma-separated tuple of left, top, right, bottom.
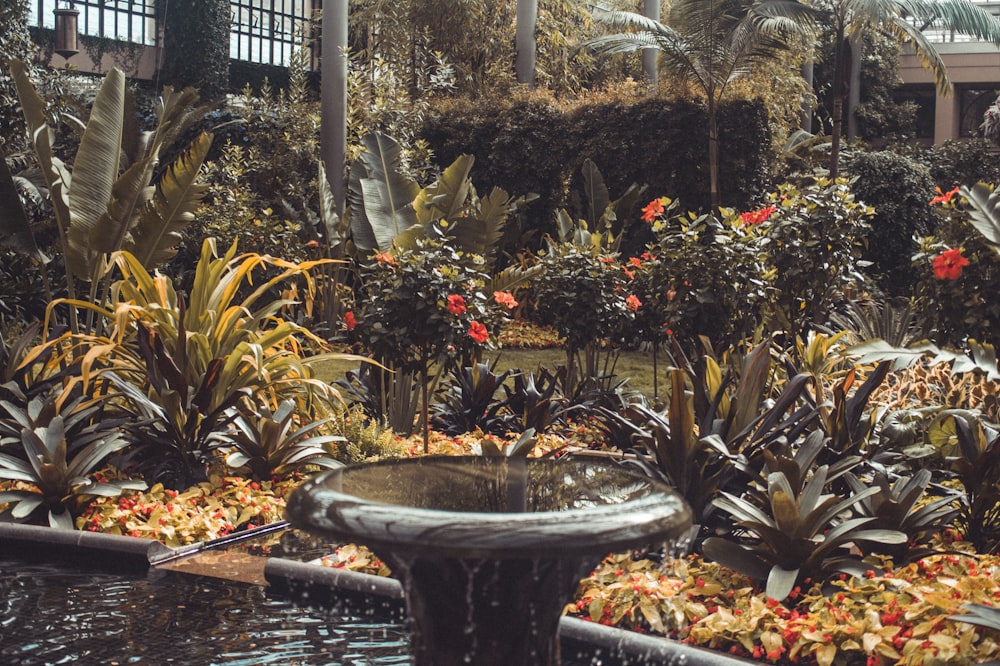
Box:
(285, 456, 691, 666)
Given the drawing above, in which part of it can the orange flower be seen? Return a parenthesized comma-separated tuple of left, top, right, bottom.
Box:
(929, 185, 960, 206)
(343, 311, 356, 331)
(468, 321, 489, 343)
(629, 256, 643, 269)
(932, 248, 969, 280)
(626, 295, 642, 311)
(493, 291, 518, 309)
(641, 197, 670, 223)
(374, 251, 397, 266)
(447, 294, 466, 315)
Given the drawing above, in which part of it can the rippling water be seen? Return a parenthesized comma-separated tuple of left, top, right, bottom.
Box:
(0, 559, 410, 665)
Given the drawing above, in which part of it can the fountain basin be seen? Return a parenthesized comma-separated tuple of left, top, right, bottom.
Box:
(286, 456, 692, 666)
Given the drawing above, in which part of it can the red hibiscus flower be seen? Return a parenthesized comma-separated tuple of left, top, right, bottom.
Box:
(929, 185, 960, 206)
(343, 311, 356, 331)
(447, 294, 466, 315)
(468, 321, 489, 343)
(626, 295, 642, 311)
(374, 251, 397, 266)
(932, 248, 969, 280)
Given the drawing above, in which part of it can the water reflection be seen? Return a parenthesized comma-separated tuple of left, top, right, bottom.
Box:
(0, 559, 409, 665)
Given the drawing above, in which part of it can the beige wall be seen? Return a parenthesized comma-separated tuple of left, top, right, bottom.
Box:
(898, 42, 1000, 143)
(44, 43, 161, 80)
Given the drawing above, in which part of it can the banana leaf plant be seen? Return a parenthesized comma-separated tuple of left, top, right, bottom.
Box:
(962, 182, 1000, 256)
(702, 465, 908, 601)
(0, 393, 146, 529)
(8, 60, 213, 334)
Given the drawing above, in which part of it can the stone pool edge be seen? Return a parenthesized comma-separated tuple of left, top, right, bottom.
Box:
(0, 523, 752, 666)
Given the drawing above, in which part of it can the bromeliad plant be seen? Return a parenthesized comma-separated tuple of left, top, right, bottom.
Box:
(702, 462, 908, 601)
(218, 400, 344, 480)
(0, 392, 146, 529)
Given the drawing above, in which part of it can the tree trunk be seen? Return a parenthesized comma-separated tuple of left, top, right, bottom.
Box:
(642, 0, 660, 86)
(708, 100, 720, 210)
(321, 0, 349, 216)
(515, 0, 538, 85)
(829, 27, 847, 179)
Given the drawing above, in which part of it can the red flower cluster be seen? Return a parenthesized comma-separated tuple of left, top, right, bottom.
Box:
(929, 185, 959, 206)
(447, 294, 466, 315)
(932, 248, 969, 280)
(625, 294, 642, 311)
(343, 311, 356, 331)
(739, 205, 777, 226)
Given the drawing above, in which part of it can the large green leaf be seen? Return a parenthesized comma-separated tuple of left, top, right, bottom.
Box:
(414, 154, 474, 224)
(129, 131, 213, 266)
(962, 182, 1000, 252)
(0, 145, 47, 262)
(9, 60, 70, 234)
(350, 133, 420, 254)
(66, 68, 126, 281)
(581, 158, 610, 228)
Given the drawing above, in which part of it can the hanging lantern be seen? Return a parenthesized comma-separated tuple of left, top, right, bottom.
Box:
(53, 3, 80, 59)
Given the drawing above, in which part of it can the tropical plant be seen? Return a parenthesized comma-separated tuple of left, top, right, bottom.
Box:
(333, 363, 420, 437)
(0, 393, 146, 529)
(581, 0, 815, 208)
(637, 196, 769, 352)
(816, 0, 1000, 178)
(756, 179, 873, 339)
(843, 468, 960, 562)
(7, 60, 214, 334)
(501, 367, 571, 434)
(430, 361, 513, 436)
(219, 400, 344, 480)
(951, 414, 1000, 553)
(702, 464, 907, 600)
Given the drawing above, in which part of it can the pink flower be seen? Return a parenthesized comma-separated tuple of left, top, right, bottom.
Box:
(447, 294, 466, 315)
(493, 291, 518, 309)
(468, 321, 489, 343)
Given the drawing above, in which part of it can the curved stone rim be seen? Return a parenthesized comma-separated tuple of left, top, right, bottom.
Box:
(286, 457, 692, 560)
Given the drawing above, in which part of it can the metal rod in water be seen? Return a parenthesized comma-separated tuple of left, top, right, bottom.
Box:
(148, 520, 291, 566)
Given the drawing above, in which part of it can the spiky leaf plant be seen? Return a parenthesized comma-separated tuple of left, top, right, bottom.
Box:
(703, 465, 907, 600)
(430, 362, 513, 436)
(219, 400, 344, 480)
(0, 393, 145, 529)
(844, 468, 960, 562)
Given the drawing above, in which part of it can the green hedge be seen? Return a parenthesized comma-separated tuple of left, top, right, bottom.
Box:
(420, 97, 771, 252)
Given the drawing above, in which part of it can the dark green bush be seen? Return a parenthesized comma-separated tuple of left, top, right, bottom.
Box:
(421, 96, 772, 256)
(904, 139, 1000, 191)
(846, 151, 937, 296)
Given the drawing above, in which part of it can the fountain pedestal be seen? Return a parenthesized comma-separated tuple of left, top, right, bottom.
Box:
(286, 456, 691, 666)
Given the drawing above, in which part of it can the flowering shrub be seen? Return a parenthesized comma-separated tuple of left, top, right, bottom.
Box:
(350, 237, 508, 372)
(530, 242, 635, 390)
(637, 197, 769, 350)
(913, 190, 1000, 348)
